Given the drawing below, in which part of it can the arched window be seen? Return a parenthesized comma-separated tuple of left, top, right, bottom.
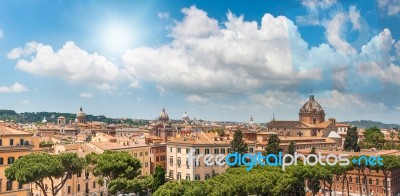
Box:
(356, 177, 359, 183)
(369, 178, 373, 185)
(349, 176, 353, 183)
(376, 179, 379, 185)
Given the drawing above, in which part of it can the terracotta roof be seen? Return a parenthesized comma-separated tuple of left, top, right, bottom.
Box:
(267, 121, 299, 127)
(167, 132, 231, 145)
(0, 124, 32, 135)
(91, 141, 150, 151)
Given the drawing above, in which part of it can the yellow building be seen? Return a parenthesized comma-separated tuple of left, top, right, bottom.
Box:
(86, 141, 151, 176)
(0, 123, 34, 196)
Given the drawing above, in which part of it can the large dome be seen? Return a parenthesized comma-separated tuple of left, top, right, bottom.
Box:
(300, 95, 324, 112)
(159, 108, 169, 121)
(77, 106, 86, 117)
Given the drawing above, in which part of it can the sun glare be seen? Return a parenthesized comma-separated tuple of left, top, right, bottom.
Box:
(99, 21, 134, 55)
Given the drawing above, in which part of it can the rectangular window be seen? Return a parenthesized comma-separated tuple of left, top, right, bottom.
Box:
(0, 139, 2, 146)
(205, 149, 210, 154)
(6, 180, 12, 191)
(145, 151, 148, 156)
(227, 148, 231, 153)
(77, 172, 82, 178)
(10, 139, 14, 146)
(186, 174, 190, 180)
(20, 139, 24, 145)
(221, 148, 226, 154)
(249, 148, 254, 153)
(205, 174, 210, 180)
(68, 186, 71, 194)
(169, 157, 173, 164)
(170, 147, 172, 152)
(85, 183, 88, 192)
(186, 148, 190, 154)
(177, 148, 181, 153)
(169, 170, 174, 178)
(140, 152, 143, 156)
(8, 157, 15, 164)
(195, 149, 200, 155)
(134, 153, 137, 157)
(177, 158, 181, 167)
(93, 181, 96, 188)
(77, 184, 80, 192)
(0, 158, 3, 165)
(145, 162, 148, 167)
(177, 172, 181, 180)
(195, 175, 200, 180)
(214, 148, 219, 154)
(186, 158, 189, 168)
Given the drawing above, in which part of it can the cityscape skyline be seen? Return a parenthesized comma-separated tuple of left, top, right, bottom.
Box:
(1, 0, 400, 123)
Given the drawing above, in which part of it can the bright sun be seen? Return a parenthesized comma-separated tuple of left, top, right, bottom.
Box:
(99, 21, 134, 55)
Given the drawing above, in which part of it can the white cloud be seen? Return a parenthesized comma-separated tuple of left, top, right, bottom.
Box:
(158, 12, 170, 20)
(301, 0, 337, 11)
(156, 85, 166, 96)
(326, 12, 357, 54)
(378, 0, 400, 16)
(80, 92, 94, 98)
(0, 83, 29, 93)
(186, 94, 208, 103)
(20, 100, 30, 105)
(9, 41, 121, 90)
(171, 6, 220, 39)
(396, 104, 400, 110)
(123, 7, 323, 97)
(0, 29, 3, 39)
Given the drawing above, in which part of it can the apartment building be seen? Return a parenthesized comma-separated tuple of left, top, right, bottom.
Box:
(0, 123, 34, 196)
(166, 132, 256, 181)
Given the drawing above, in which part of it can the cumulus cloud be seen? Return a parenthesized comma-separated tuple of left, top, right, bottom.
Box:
(123, 6, 323, 97)
(0, 83, 29, 93)
(8, 41, 121, 90)
(378, 0, 400, 16)
(80, 92, 94, 98)
(301, 0, 337, 11)
(186, 94, 208, 103)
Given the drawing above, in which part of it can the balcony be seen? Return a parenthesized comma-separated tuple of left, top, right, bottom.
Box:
(0, 144, 34, 152)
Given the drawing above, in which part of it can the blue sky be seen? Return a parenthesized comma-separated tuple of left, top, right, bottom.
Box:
(0, 0, 400, 123)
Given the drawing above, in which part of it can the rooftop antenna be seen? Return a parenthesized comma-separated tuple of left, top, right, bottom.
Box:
(272, 113, 275, 121)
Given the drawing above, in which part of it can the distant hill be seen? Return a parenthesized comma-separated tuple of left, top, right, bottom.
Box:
(341, 120, 400, 129)
(0, 109, 148, 125)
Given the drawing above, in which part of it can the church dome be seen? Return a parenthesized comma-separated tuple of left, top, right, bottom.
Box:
(42, 117, 47, 123)
(159, 108, 169, 121)
(300, 95, 324, 112)
(77, 106, 86, 117)
(182, 112, 189, 120)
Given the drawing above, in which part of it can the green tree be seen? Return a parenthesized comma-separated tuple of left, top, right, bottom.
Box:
(344, 126, 360, 151)
(373, 155, 400, 196)
(264, 134, 282, 155)
(91, 151, 141, 194)
(309, 146, 316, 162)
(5, 153, 84, 196)
(152, 165, 166, 191)
(230, 130, 248, 154)
(364, 126, 385, 149)
(390, 131, 395, 141)
(287, 141, 296, 155)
